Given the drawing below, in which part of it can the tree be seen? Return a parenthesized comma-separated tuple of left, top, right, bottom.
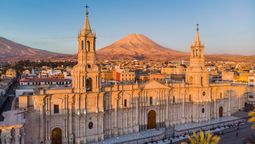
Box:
(182, 130, 220, 144)
(248, 110, 255, 129)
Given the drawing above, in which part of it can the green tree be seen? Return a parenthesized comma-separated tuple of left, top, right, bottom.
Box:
(182, 130, 220, 144)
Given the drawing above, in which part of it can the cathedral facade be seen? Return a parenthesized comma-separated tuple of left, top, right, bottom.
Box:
(16, 10, 251, 144)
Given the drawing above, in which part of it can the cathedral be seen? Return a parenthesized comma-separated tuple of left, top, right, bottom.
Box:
(3, 8, 251, 144)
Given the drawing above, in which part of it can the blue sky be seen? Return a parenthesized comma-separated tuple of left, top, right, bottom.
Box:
(0, 0, 254, 55)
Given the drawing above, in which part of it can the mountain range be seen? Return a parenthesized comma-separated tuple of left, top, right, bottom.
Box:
(0, 35, 254, 63)
(0, 37, 69, 62)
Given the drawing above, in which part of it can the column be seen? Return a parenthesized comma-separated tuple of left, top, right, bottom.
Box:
(5, 130, 11, 144)
(15, 128, 21, 144)
(1, 131, 5, 144)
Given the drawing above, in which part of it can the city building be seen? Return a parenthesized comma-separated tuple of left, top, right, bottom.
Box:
(8, 9, 254, 144)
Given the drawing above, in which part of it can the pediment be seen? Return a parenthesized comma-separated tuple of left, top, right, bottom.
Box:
(141, 80, 169, 89)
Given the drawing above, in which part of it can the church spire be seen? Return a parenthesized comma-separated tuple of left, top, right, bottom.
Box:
(83, 4, 91, 32)
(195, 24, 200, 42)
(194, 24, 200, 45)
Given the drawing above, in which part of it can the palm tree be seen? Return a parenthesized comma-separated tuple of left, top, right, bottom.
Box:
(248, 110, 255, 129)
(182, 130, 220, 144)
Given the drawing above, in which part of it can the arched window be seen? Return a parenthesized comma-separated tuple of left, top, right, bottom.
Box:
(201, 77, 203, 86)
(81, 40, 84, 50)
(87, 64, 91, 69)
(86, 78, 92, 91)
(202, 91, 206, 96)
(173, 96, 175, 103)
(87, 41, 90, 52)
(88, 122, 93, 129)
(201, 108, 205, 113)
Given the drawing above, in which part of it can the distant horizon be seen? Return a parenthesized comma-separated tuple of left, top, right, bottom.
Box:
(1, 34, 255, 57)
(0, 0, 254, 55)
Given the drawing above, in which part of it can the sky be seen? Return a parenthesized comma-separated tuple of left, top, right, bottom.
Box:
(0, 0, 254, 55)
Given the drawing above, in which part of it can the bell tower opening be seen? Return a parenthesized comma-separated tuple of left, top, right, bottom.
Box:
(81, 40, 84, 50)
(87, 41, 90, 52)
(86, 78, 92, 91)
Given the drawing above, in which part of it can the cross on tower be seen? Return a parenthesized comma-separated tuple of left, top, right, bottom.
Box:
(196, 24, 199, 32)
(85, 4, 89, 16)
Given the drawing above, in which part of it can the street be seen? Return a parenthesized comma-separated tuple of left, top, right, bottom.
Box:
(220, 124, 255, 144)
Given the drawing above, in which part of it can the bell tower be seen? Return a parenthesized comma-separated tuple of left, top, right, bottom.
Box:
(77, 5, 96, 65)
(186, 24, 209, 87)
(72, 5, 101, 93)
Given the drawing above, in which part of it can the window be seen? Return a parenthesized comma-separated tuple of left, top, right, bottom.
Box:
(149, 97, 153, 105)
(86, 78, 92, 91)
(87, 41, 90, 52)
(189, 94, 192, 102)
(81, 40, 84, 50)
(87, 64, 91, 69)
(173, 96, 175, 103)
(54, 104, 59, 114)
(88, 122, 93, 129)
(202, 108, 205, 113)
(202, 91, 206, 96)
(201, 77, 203, 86)
(124, 99, 127, 107)
(196, 49, 199, 56)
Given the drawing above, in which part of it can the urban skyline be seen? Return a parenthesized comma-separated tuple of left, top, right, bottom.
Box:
(0, 1, 254, 144)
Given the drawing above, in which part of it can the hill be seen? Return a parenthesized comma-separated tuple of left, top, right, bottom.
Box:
(0, 37, 70, 62)
(97, 34, 255, 63)
(97, 34, 188, 60)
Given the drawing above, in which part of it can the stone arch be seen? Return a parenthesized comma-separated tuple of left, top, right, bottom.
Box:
(147, 110, 156, 129)
(51, 127, 62, 144)
(219, 106, 223, 118)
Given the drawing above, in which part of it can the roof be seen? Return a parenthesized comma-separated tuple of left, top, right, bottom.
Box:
(19, 77, 72, 83)
(141, 80, 169, 89)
